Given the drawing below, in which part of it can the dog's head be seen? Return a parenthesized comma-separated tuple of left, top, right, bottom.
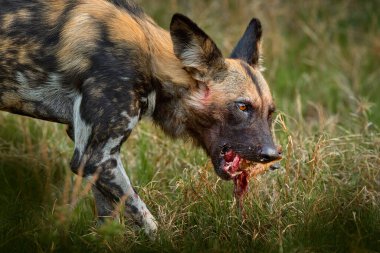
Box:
(170, 14, 281, 180)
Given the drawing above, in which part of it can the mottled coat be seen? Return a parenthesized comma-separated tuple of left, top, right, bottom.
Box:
(0, 0, 280, 237)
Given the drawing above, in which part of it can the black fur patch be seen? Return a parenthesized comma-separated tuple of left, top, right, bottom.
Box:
(230, 18, 262, 66)
(107, 0, 144, 17)
(70, 148, 81, 173)
(66, 125, 74, 141)
(170, 13, 225, 72)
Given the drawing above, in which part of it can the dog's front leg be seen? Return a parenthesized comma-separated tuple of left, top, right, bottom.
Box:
(66, 125, 117, 223)
(70, 84, 157, 238)
(92, 146, 158, 238)
(91, 185, 117, 222)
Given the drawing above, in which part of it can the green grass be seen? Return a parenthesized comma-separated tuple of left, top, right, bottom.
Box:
(1, 0, 379, 252)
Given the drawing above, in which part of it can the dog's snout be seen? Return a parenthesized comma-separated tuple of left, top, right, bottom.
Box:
(259, 145, 281, 163)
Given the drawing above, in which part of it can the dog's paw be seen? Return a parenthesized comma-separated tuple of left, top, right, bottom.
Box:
(143, 213, 158, 240)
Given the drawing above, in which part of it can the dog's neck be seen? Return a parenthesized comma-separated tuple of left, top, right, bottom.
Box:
(144, 21, 196, 89)
(142, 21, 198, 138)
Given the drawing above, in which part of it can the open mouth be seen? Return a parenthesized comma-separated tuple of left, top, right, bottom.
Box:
(221, 149, 274, 179)
(221, 149, 243, 177)
(220, 148, 281, 215)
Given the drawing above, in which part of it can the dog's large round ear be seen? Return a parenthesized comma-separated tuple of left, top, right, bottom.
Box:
(170, 13, 226, 82)
(230, 18, 262, 67)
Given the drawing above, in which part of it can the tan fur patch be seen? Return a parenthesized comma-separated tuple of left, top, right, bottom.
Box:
(44, 0, 67, 24)
(0, 80, 16, 88)
(2, 13, 15, 30)
(49, 0, 194, 88)
(58, 11, 100, 73)
(0, 38, 14, 75)
(185, 59, 273, 112)
(16, 9, 31, 22)
(17, 45, 40, 66)
(143, 21, 195, 88)
(0, 37, 41, 76)
(2, 8, 31, 30)
(103, 3, 193, 89)
(57, 0, 152, 74)
(251, 69, 273, 106)
(89, 87, 104, 99)
(108, 11, 147, 47)
(1, 92, 23, 108)
(211, 60, 257, 104)
(22, 102, 36, 113)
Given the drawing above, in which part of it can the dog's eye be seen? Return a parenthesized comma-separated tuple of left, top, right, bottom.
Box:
(237, 102, 248, 112)
(239, 104, 247, 111)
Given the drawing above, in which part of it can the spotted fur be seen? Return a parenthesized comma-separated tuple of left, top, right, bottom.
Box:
(0, 0, 280, 237)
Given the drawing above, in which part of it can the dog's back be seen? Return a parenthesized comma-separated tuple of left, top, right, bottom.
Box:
(0, 0, 156, 123)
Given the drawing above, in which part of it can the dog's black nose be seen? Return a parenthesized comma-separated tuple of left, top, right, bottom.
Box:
(259, 146, 281, 163)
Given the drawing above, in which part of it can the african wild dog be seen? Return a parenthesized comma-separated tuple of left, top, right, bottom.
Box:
(0, 0, 281, 237)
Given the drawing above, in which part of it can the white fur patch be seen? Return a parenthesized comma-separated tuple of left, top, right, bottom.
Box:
(186, 86, 209, 110)
(258, 54, 266, 72)
(128, 115, 139, 129)
(73, 95, 92, 156)
(98, 136, 124, 165)
(17, 72, 78, 122)
(114, 156, 132, 191)
(16, 71, 28, 86)
(19, 73, 64, 101)
(95, 137, 130, 192)
(143, 91, 156, 117)
(180, 40, 204, 68)
(121, 110, 140, 130)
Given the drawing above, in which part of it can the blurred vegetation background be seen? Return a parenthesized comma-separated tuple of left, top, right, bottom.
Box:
(0, 0, 379, 252)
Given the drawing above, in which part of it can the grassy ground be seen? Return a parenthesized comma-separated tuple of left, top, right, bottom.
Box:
(1, 0, 379, 252)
